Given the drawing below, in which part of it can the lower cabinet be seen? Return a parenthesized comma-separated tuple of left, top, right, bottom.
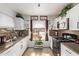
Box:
(49, 36, 53, 49)
(0, 37, 28, 56)
(19, 37, 27, 56)
(61, 43, 78, 56)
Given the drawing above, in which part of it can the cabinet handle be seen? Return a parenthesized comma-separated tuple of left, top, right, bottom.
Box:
(66, 50, 71, 54)
(21, 45, 23, 49)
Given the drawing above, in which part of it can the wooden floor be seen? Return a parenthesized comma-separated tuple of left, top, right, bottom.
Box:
(23, 48, 54, 56)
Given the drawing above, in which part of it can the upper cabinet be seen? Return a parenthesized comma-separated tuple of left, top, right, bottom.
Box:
(66, 4, 79, 30)
(52, 4, 79, 30)
(24, 20, 30, 29)
(14, 18, 26, 30)
(53, 16, 69, 30)
(59, 17, 69, 29)
(53, 17, 61, 30)
(0, 13, 14, 28)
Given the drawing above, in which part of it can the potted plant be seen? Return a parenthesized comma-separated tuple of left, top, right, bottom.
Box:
(58, 3, 74, 17)
(35, 40, 43, 45)
(34, 35, 43, 48)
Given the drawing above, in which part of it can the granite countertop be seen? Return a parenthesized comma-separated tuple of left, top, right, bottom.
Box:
(63, 42, 79, 55)
(0, 36, 27, 54)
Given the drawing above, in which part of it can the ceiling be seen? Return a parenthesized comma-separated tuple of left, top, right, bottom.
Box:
(0, 3, 68, 16)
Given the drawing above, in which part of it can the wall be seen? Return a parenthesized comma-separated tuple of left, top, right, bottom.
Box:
(23, 15, 54, 48)
(28, 37, 52, 48)
(0, 4, 16, 18)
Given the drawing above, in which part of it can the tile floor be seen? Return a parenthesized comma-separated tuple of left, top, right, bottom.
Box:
(23, 48, 54, 56)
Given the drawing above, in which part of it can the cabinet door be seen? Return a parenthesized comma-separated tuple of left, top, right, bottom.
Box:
(19, 18, 25, 30)
(19, 37, 27, 55)
(53, 17, 61, 30)
(12, 38, 27, 56)
(68, 9, 78, 30)
(53, 19, 58, 30)
(59, 17, 69, 29)
(67, 4, 79, 30)
(49, 36, 53, 49)
(14, 18, 25, 30)
(14, 18, 21, 30)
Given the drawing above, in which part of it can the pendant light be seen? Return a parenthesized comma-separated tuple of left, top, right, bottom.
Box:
(38, 3, 40, 7)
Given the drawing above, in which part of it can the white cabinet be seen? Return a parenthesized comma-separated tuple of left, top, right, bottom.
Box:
(13, 37, 28, 56)
(14, 18, 20, 30)
(59, 17, 69, 29)
(53, 19, 57, 30)
(49, 36, 53, 49)
(53, 17, 61, 30)
(19, 37, 27, 56)
(0, 13, 14, 28)
(66, 4, 79, 30)
(20, 18, 25, 30)
(0, 36, 28, 56)
(48, 20, 54, 30)
(61, 43, 78, 56)
(14, 18, 25, 30)
(24, 20, 30, 29)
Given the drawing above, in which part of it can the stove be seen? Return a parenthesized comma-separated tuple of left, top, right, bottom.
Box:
(52, 33, 77, 54)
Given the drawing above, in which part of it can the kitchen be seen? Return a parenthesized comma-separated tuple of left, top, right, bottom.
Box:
(0, 3, 79, 56)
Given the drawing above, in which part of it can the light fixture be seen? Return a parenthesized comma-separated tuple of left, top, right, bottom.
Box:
(38, 3, 40, 7)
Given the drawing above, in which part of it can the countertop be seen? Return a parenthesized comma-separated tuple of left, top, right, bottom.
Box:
(62, 42, 79, 55)
(0, 36, 28, 54)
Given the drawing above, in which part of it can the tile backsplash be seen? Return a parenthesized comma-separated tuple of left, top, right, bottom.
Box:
(14, 30, 29, 37)
(0, 29, 29, 40)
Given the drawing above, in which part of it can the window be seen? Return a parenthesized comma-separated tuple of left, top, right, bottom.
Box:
(40, 16, 48, 20)
(30, 16, 48, 41)
(31, 16, 38, 20)
(32, 28, 46, 41)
